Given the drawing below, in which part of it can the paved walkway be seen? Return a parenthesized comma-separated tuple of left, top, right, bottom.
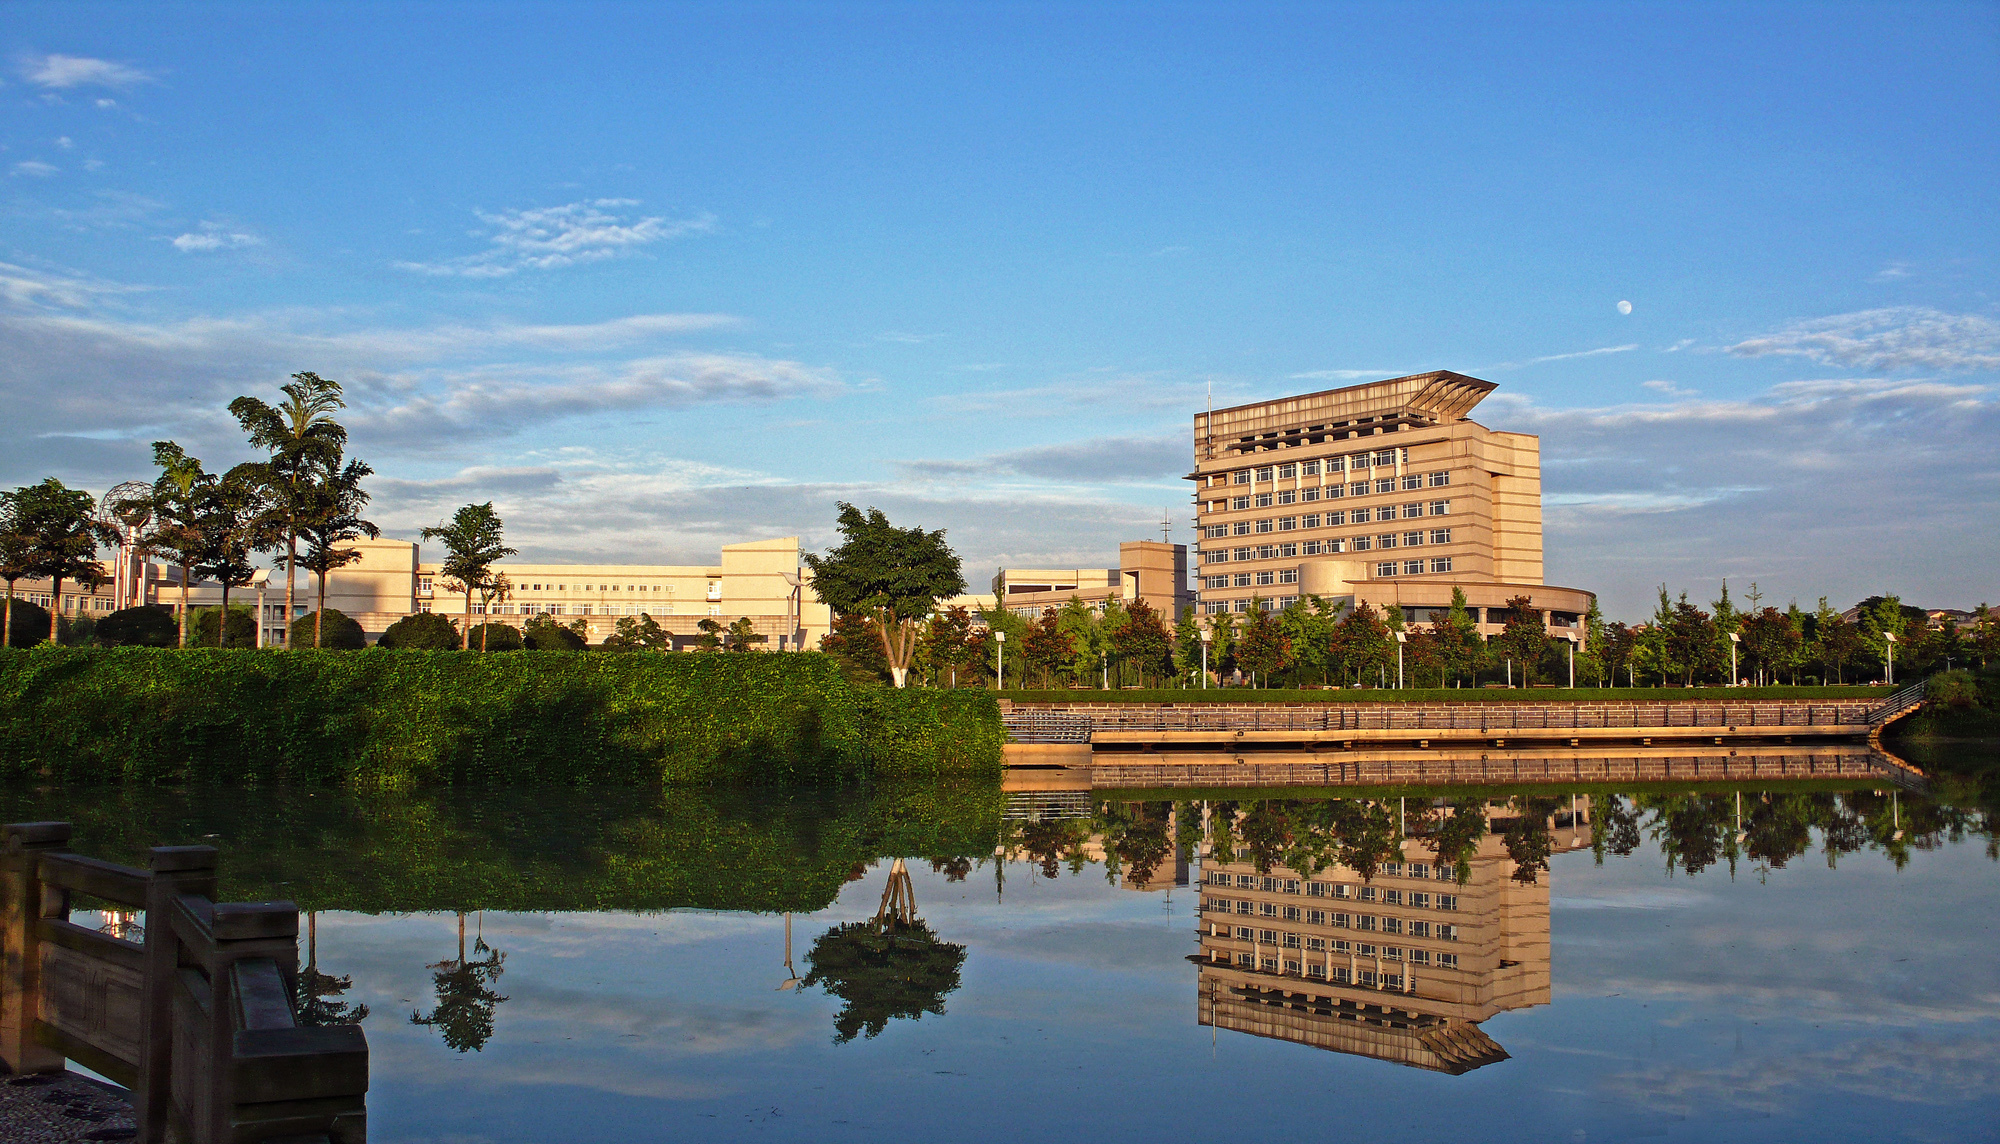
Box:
(0, 1069, 136, 1143)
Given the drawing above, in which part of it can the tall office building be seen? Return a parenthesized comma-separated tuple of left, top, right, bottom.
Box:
(1190, 371, 1593, 637)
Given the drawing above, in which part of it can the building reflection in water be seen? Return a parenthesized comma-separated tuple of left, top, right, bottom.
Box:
(1192, 799, 1591, 1073)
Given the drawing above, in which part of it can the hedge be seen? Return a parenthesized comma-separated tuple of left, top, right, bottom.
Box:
(997, 685, 1896, 704)
(0, 648, 1003, 788)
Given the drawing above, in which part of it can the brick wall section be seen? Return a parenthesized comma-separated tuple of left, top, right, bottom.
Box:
(1001, 700, 1879, 731)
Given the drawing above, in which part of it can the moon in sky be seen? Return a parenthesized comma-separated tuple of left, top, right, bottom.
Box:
(1617, 300, 1633, 315)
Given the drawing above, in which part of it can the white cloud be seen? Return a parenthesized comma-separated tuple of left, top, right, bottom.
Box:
(11, 160, 58, 178)
(396, 199, 714, 277)
(170, 224, 263, 252)
(1639, 379, 1699, 398)
(1727, 307, 2000, 372)
(899, 433, 1186, 485)
(55, 136, 73, 150)
(1527, 343, 1639, 365)
(94, 98, 115, 109)
(21, 54, 153, 89)
(1873, 262, 1913, 281)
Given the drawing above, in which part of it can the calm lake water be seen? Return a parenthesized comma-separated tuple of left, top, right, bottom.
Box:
(9, 745, 1997, 1144)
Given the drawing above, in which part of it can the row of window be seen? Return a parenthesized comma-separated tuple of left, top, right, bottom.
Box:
(1199, 524, 1453, 564)
(1208, 472, 1451, 512)
(1226, 929, 1463, 960)
(1205, 502, 1453, 539)
(1378, 559, 1453, 577)
(459, 602, 721, 617)
(1206, 866, 1458, 889)
(1207, 893, 1459, 917)
(1231, 955, 1456, 983)
(1196, 560, 1455, 609)
(1210, 453, 1448, 487)
(427, 579, 680, 595)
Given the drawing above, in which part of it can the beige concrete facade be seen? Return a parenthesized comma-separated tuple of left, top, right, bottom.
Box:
(965, 540, 1195, 621)
(1189, 371, 1593, 637)
(1193, 800, 1591, 1071)
(157, 535, 833, 648)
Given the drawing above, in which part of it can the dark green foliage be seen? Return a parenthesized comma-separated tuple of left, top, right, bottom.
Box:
(523, 614, 586, 650)
(801, 919, 966, 1043)
(995, 685, 1892, 703)
(0, 649, 1004, 787)
(191, 606, 257, 648)
(291, 609, 365, 649)
(379, 611, 462, 649)
(4, 598, 51, 647)
(97, 606, 178, 648)
(466, 623, 525, 651)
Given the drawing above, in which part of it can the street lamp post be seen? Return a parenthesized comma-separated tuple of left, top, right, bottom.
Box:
(1883, 632, 1897, 686)
(1727, 631, 1740, 686)
(1565, 632, 1578, 689)
(1200, 626, 1212, 690)
(995, 630, 1006, 690)
(1393, 630, 1406, 690)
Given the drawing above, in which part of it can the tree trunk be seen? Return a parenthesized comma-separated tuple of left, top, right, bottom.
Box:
(219, 581, 232, 649)
(49, 575, 63, 644)
(284, 531, 296, 647)
(2, 581, 12, 647)
(315, 570, 327, 648)
(178, 565, 190, 648)
(463, 588, 473, 649)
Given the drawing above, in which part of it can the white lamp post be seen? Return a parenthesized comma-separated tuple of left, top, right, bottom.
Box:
(1565, 632, 1578, 690)
(1883, 632, 1897, 686)
(1200, 626, 1212, 690)
(995, 630, 1006, 690)
(1726, 631, 1740, 686)
(1393, 630, 1406, 690)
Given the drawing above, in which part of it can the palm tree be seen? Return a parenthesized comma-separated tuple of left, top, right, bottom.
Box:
(296, 458, 379, 648)
(420, 504, 516, 650)
(140, 443, 216, 648)
(8, 478, 118, 644)
(230, 373, 348, 645)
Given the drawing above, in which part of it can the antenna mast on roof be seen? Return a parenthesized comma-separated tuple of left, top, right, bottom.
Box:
(1161, 508, 1171, 544)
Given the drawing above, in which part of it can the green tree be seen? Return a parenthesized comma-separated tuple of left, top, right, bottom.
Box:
(420, 502, 513, 650)
(191, 606, 257, 648)
(1172, 605, 1204, 683)
(195, 467, 277, 639)
(801, 918, 966, 1043)
(410, 915, 507, 1053)
(96, 605, 177, 648)
(289, 608, 366, 649)
(1492, 595, 1549, 686)
(1235, 600, 1292, 684)
(7, 478, 117, 645)
(465, 622, 525, 651)
(1971, 603, 1999, 667)
(1577, 597, 1608, 685)
(1811, 597, 1862, 684)
(0, 494, 36, 649)
(920, 605, 981, 686)
(524, 613, 586, 650)
(379, 611, 462, 649)
(1055, 597, 1105, 683)
(1109, 598, 1173, 686)
(724, 616, 767, 652)
(139, 443, 214, 648)
(1739, 607, 1802, 687)
(693, 616, 725, 652)
(229, 372, 349, 636)
(1330, 602, 1392, 686)
(1857, 595, 1910, 680)
(297, 458, 380, 648)
(1021, 607, 1073, 688)
(1278, 596, 1341, 685)
(1600, 621, 1638, 686)
(801, 503, 966, 688)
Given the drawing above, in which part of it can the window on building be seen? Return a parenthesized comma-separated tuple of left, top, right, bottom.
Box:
(1232, 471, 1251, 485)
(1438, 925, 1459, 942)
(1349, 507, 1370, 524)
(1374, 450, 1398, 467)
(1430, 557, 1453, 574)
(1347, 481, 1367, 496)
(1254, 492, 1273, 508)
(1401, 473, 1422, 490)
(1377, 561, 1398, 576)
(1232, 521, 1252, 536)
(1255, 467, 1274, 482)
(1278, 569, 1298, 584)
(1255, 545, 1276, 559)
(1254, 519, 1273, 533)
(1230, 600, 1249, 612)
(1277, 516, 1297, 531)
(1403, 560, 1423, 575)
(1301, 460, 1321, 476)
(1352, 536, 1371, 551)
(1403, 503, 1424, 519)
(1325, 484, 1344, 499)
(1378, 533, 1398, 549)
(1277, 463, 1297, 479)
(1234, 952, 1254, 967)
(1358, 915, 1378, 932)
(1331, 912, 1350, 928)
(418, 575, 434, 595)
(1429, 529, 1451, 545)
(1255, 571, 1275, 586)
(1302, 540, 1323, 555)
(1428, 471, 1451, 487)
(1233, 548, 1252, 561)
(1204, 576, 1230, 589)
(577, 605, 592, 616)
(1278, 542, 1297, 558)
(1231, 496, 1251, 511)
(1375, 477, 1396, 494)
(1232, 573, 1252, 588)
(1282, 905, 1301, 921)
(1404, 531, 1423, 547)
(1437, 894, 1458, 910)
(1203, 601, 1227, 614)
(1429, 500, 1450, 515)
(1318, 510, 1339, 526)
(1409, 920, 1432, 939)
(417, 601, 432, 613)
(1300, 487, 1320, 502)
(1325, 538, 1344, 553)
(1277, 489, 1297, 505)
(1409, 891, 1431, 907)
(1325, 456, 1345, 473)
(1301, 513, 1320, 529)
(707, 605, 721, 616)
(1204, 524, 1228, 539)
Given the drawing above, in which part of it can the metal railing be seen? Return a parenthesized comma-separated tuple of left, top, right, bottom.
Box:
(1002, 711, 1093, 743)
(1868, 680, 1929, 726)
(1027, 702, 1877, 735)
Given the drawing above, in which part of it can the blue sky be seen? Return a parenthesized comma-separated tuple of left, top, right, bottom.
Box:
(3, 2, 1996, 619)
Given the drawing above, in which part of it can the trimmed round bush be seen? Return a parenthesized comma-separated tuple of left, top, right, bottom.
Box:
(3, 597, 53, 647)
(192, 607, 257, 648)
(290, 609, 366, 650)
(97, 605, 178, 648)
(524, 619, 586, 651)
(379, 611, 463, 649)
(466, 623, 525, 651)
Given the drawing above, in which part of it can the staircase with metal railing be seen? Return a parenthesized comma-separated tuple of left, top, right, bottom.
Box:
(1868, 679, 1928, 727)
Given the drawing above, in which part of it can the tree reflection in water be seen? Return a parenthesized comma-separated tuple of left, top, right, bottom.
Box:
(411, 911, 508, 1052)
(801, 858, 967, 1043)
(297, 910, 370, 1027)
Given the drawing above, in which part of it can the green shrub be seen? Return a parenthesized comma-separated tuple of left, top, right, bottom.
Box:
(380, 612, 462, 649)
(3, 598, 52, 647)
(524, 615, 586, 650)
(97, 606, 178, 648)
(192, 606, 257, 648)
(290, 609, 366, 649)
(466, 623, 525, 651)
(0, 648, 1002, 788)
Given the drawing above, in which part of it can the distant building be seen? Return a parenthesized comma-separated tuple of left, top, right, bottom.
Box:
(1190, 371, 1594, 638)
(964, 540, 1193, 621)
